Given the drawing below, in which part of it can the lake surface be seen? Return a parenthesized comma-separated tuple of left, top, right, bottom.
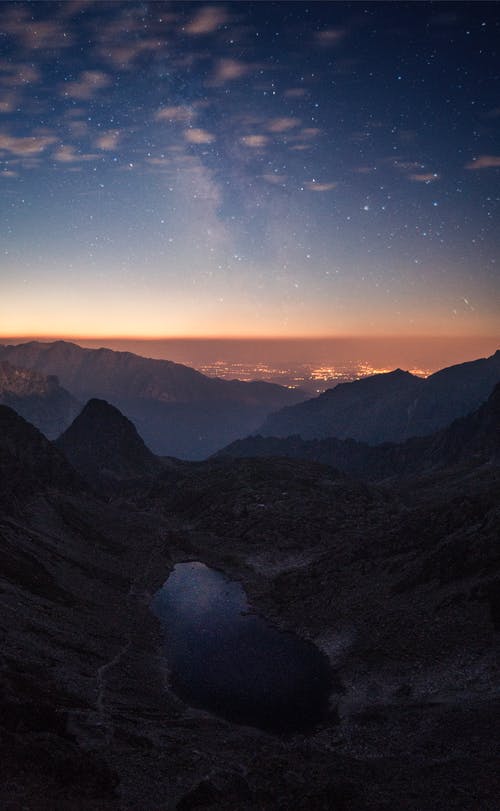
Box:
(151, 561, 333, 733)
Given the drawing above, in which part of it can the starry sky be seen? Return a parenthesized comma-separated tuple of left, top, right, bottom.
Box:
(1, 1, 499, 340)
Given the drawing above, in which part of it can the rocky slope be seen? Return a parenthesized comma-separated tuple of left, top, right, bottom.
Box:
(0, 360, 80, 438)
(1, 405, 498, 809)
(260, 350, 500, 443)
(0, 341, 306, 458)
(218, 382, 500, 479)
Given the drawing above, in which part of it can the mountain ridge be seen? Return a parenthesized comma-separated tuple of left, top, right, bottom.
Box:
(259, 349, 500, 443)
(218, 381, 500, 479)
(0, 340, 306, 458)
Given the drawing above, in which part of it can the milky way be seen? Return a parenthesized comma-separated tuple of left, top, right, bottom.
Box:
(1, 1, 499, 337)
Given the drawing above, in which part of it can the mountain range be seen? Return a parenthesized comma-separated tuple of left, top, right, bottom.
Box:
(219, 381, 500, 480)
(1, 377, 499, 809)
(0, 340, 305, 458)
(259, 350, 500, 443)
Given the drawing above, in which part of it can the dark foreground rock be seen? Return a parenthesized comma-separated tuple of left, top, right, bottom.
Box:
(0, 406, 498, 809)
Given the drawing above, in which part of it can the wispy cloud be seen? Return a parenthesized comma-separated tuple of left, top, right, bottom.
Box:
(0, 93, 18, 114)
(240, 134, 268, 148)
(62, 70, 110, 100)
(304, 181, 337, 192)
(155, 106, 195, 123)
(184, 128, 215, 144)
(94, 131, 120, 151)
(408, 172, 440, 183)
(0, 61, 41, 87)
(0, 132, 56, 156)
(315, 28, 346, 46)
(284, 87, 307, 99)
(267, 117, 301, 133)
(99, 39, 161, 69)
(1, 9, 72, 50)
(185, 5, 228, 35)
(212, 58, 251, 84)
(465, 155, 500, 170)
(53, 144, 97, 163)
(262, 173, 287, 185)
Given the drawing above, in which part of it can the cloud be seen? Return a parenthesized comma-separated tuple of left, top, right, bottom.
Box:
(316, 28, 346, 45)
(0, 62, 41, 87)
(185, 5, 228, 34)
(408, 172, 440, 183)
(300, 127, 322, 139)
(304, 181, 337, 192)
(262, 173, 287, 185)
(53, 145, 98, 163)
(1, 9, 72, 50)
(95, 131, 120, 151)
(62, 70, 110, 100)
(0, 93, 18, 113)
(99, 39, 161, 69)
(465, 155, 500, 170)
(267, 117, 301, 133)
(212, 58, 250, 83)
(184, 128, 215, 144)
(240, 134, 268, 148)
(0, 133, 56, 156)
(155, 106, 194, 123)
(284, 87, 307, 98)
(391, 159, 424, 171)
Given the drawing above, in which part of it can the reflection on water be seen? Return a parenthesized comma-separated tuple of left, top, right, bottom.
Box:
(151, 562, 332, 733)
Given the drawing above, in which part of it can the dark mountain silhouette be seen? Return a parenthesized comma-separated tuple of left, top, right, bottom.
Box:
(218, 382, 500, 479)
(0, 341, 306, 458)
(0, 360, 80, 438)
(0, 404, 82, 508)
(56, 398, 163, 486)
(259, 350, 500, 443)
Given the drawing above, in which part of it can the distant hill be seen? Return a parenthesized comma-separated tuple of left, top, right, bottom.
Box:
(56, 398, 163, 486)
(0, 341, 306, 458)
(219, 382, 500, 480)
(259, 350, 500, 443)
(0, 360, 81, 439)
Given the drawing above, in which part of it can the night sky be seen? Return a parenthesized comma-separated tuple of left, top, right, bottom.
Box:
(1, 1, 499, 339)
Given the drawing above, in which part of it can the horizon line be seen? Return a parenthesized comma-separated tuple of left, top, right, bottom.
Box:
(1, 333, 499, 343)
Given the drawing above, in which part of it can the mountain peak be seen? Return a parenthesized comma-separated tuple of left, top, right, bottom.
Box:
(56, 398, 161, 484)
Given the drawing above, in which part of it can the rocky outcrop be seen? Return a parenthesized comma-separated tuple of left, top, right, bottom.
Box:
(0, 360, 81, 438)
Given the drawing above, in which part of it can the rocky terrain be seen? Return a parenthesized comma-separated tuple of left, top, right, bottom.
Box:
(0, 360, 80, 439)
(0, 400, 499, 809)
(259, 350, 500, 443)
(0, 341, 306, 459)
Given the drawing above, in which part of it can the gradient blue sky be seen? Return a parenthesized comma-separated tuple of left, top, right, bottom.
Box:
(1, 1, 499, 339)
